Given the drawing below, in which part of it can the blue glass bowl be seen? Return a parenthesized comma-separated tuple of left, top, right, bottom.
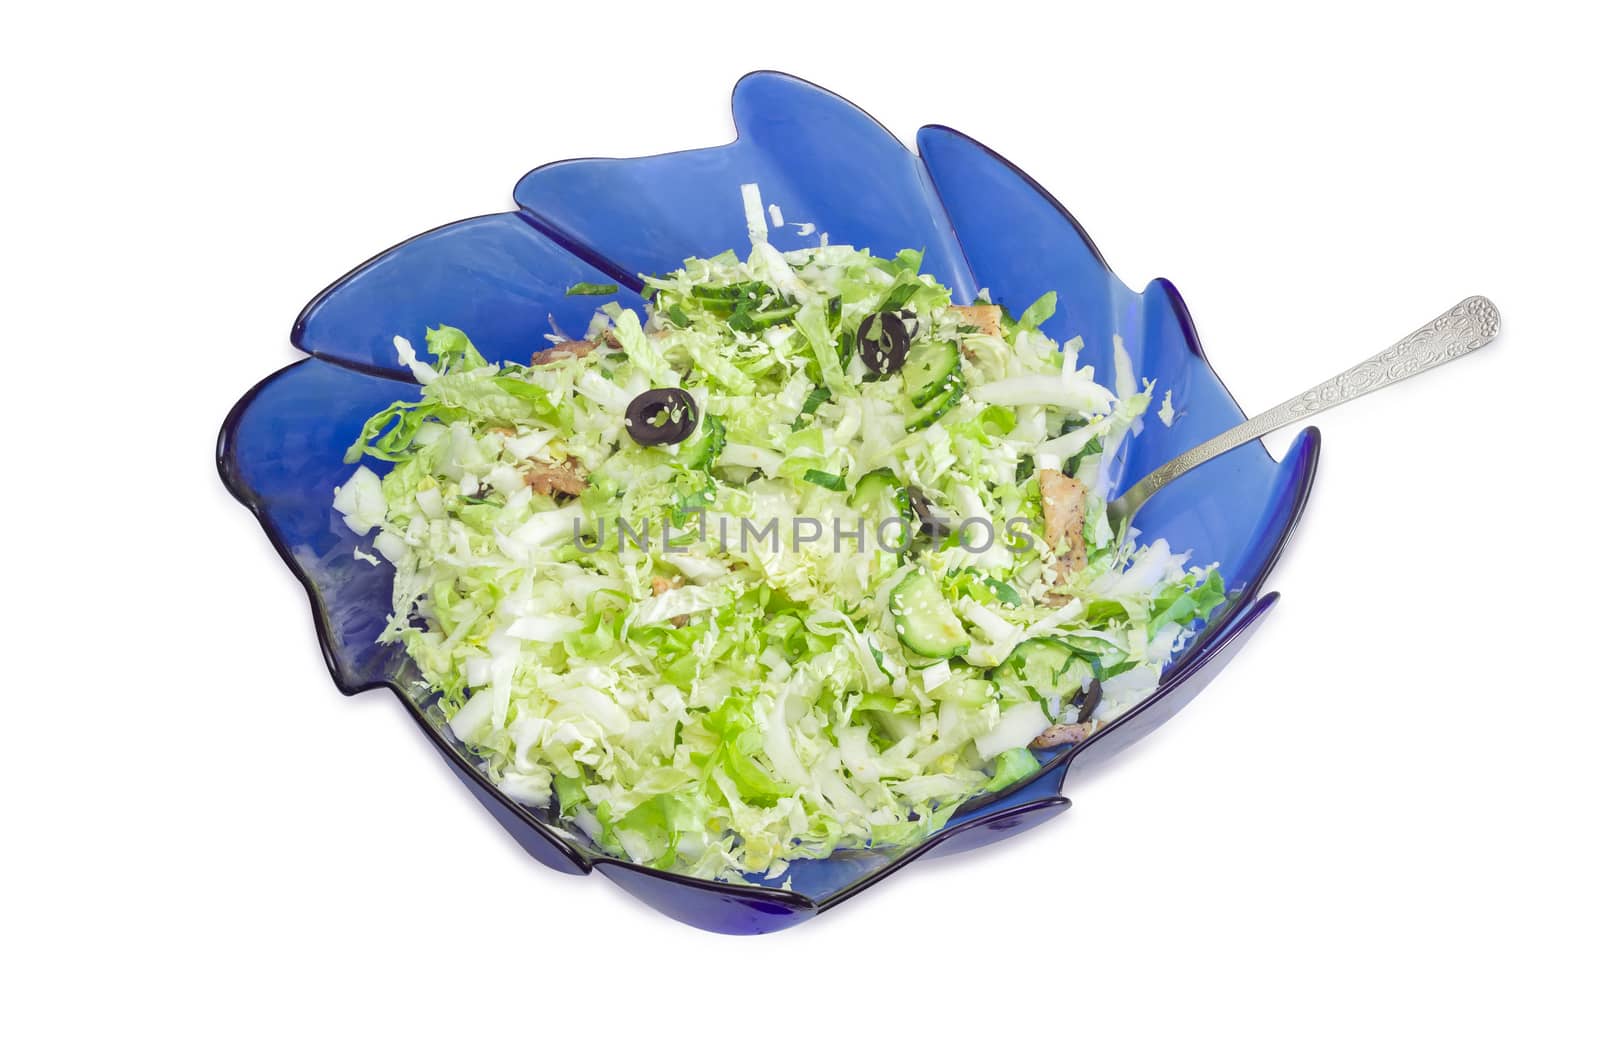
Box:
(218, 71, 1318, 934)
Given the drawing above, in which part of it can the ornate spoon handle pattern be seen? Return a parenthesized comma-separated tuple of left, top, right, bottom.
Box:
(1107, 296, 1502, 527)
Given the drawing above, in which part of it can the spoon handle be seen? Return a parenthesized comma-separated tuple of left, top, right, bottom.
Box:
(1108, 296, 1502, 525)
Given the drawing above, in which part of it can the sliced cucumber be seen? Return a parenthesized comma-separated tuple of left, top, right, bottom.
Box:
(803, 469, 847, 491)
(995, 637, 1093, 701)
(1061, 634, 1129, 670)
(852, 466, 901, 509)
(675, 414, 724, 469)
(1002, 636, 1073, 678)
(889, 569, 970, 659)
(852, 467, 912, 548)
(906, 377, 966, 431)
(671, 469, 718, 517)
(934, 676, 998, 710)
(901, 340, 962, 407)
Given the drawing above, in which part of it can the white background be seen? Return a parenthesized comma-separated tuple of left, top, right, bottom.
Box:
(6, 2, 1596, 1056)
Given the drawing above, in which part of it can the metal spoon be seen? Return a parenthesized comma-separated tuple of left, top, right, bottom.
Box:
(1106, 295, 1502, 529)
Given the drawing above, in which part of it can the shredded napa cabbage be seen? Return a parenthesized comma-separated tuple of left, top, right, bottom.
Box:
(333, 185, 1226, 881)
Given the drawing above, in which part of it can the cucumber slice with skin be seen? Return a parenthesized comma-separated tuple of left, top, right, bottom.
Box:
(994, 637, 1093, 702)
(936, 676, 999, 710)
(675, 414, 724, 469)
(803, 469, 847, 491)
(852, 466, 900, 506)
(852, 467, 913, 549)
(906, 377, 966, 431)
(901, 340, 962, 407)
(889, 569, 970, 658)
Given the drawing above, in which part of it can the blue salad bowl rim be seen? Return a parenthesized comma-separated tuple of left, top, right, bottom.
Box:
(218, 70, 1319, 933)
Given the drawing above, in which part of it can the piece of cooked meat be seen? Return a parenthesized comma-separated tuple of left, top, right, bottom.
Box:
(524, 457, 587, 497)
(1038, 468, 1088, 580)
(950, 304, 1002, 337)
(651, 575, 688, 627)
(530, 338, 597, 366)
(1029, 720, 1100, 750)
(530, 330, 625, 366)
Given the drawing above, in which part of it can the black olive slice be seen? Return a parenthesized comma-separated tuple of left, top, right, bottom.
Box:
(625, 387, 699, 446)
(906, 485, 951, 539)
(856, 312, 909, 374)
(1074, 678, 1104, 725)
